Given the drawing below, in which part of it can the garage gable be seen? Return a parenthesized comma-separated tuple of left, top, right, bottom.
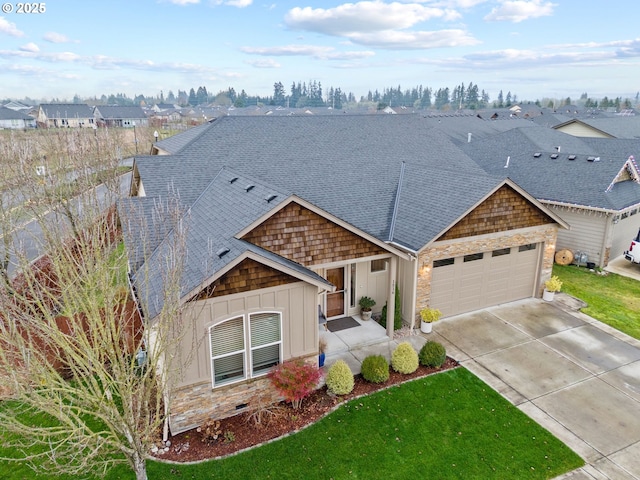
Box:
(437, 184, 555, 241)
(241, 201, 386, 266)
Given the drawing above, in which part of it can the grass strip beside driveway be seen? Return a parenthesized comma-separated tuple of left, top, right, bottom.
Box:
(553, 264, 640, 340)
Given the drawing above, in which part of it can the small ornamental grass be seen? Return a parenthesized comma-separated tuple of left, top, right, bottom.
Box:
(267, 360, 322, 410)
(325, 360, 354, 395)
(419, 341, 447, 368)
(391, 341, 419, 374)
(360, 355, 389, 384)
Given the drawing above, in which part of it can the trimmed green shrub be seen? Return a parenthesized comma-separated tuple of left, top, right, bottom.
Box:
(360, 355, 389, 384)
(325, 360, 354, 395)
(379, 285, 402, 330)
(419, 341, 447, 368)
(391, 341, 419, 374)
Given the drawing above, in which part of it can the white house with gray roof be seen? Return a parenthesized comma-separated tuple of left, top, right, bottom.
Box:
(37, 103, 95, 128)
(0, 106, 35, 129)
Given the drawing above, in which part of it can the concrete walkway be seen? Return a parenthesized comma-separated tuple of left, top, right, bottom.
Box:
(431, 296, 640, 480)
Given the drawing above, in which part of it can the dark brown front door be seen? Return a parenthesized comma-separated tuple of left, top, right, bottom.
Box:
(326, 267, 345, 318)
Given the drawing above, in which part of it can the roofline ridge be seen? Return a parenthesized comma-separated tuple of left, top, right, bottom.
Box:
(388, 161, 405, 242)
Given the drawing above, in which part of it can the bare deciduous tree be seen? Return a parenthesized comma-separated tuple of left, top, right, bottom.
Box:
(0, 132, 189, 480)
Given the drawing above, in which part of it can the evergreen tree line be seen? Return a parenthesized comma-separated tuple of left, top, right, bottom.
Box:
(8, 83, 639, 112)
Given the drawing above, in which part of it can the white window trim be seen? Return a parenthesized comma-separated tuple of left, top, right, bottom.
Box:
(209, 311, 283, 389)
(248, 311, 283, 379)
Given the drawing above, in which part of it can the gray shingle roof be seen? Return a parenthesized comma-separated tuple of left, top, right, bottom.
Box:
(0, 106, 33, 120)
(94, 105, 146, 120)
(127, 115, 574, 319)
(40, 103, 93, 119)
(136, 115, 488, 245)
(124, 167, 332, 319)
(463, 128, 640, 210)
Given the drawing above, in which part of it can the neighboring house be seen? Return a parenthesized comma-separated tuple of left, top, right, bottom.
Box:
(553, 116, 640, 139)
(461, 126, 640, 267)
(119, 115, 565, 434)
(37, 103, 95, 128)
(3, 100, 31, 111)
(93, 105, 148, 128)
(0, 106, 36, 129)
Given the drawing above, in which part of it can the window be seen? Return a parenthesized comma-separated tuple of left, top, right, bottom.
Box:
(433, 258, 454, 267)
(492, 248, 511, 257)
(210, 316, 245, 387)
(210, 312, 282, 387)
(518, 243, 537, 252)
(370, 259, 387, 273)
(249, 312, 282, 376)
(463, 253, 484, 262)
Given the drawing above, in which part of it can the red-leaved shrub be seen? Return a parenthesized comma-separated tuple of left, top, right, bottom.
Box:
(267, 360, 322, 409)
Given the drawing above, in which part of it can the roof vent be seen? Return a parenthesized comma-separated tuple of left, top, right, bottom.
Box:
(265, 194, 277, 203)
(533, 152, 542, 158)
(245, 184, 255, 192)
(216, 247, 230, 258)
(587, 156, 598, 162)
(550, 153, 559, 159)
(229, 177, 238, 183)
(568, 155, 577, 160)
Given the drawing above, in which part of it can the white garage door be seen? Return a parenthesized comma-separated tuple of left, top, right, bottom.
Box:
(611, 210, 640, 261)
(430, 243, 540, 317)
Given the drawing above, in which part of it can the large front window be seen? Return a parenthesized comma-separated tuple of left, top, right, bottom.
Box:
(210, 312, 282, 388)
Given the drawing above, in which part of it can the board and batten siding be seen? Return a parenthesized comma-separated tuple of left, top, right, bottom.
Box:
(176, 281, 318, 389)
(169, 281, 319, 434)
(550, 206, 609, 266)
(554, 123, 613, 138)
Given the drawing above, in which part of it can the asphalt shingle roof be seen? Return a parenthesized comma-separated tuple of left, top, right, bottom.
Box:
(0, 106, 33, 120)
(40, 103, 93, 119)
(95, 105, 147, 120)
(125, 167, 332, 319)
(463, 127, 640, 210)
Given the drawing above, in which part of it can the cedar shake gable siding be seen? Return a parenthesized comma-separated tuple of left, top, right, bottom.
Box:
(437, 185, 555, 241)
(194, 258, 299, 300)
(242, 202, 386, 266)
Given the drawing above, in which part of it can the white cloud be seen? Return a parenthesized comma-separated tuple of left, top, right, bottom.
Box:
(241, 44, 376, 60)
(0, 17, 25, 37)
(213, 0, 252, 6)
(484, 0, 556, 23)
(20, 42, 40, 53)
(43, 32, 73, 43)
(245, 58, 281, 68)
(165, 0, 200, 5)
(285, 2, 461, 36)
(349, 29, 480, 49)
(281, 2, 478, 50)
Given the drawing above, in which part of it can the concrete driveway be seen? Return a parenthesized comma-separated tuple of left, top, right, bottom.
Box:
(431, 296, 640, 479)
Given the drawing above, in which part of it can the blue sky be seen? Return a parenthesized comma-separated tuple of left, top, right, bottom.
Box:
(1, 0, 639, 103)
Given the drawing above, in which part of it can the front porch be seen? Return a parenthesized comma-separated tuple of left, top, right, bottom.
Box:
(319, 315, 428, 376)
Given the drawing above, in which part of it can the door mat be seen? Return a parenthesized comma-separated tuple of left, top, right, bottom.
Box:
(327, 316, 360, 332)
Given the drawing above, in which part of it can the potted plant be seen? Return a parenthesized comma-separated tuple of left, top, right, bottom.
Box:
(318, 336, 327, 367)
(419, 307, 441, 334)
(543, 275, 562, 301)
(359, 296, 376, 321)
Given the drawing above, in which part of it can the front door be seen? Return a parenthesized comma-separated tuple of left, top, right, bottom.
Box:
(326, 267, 345, 318)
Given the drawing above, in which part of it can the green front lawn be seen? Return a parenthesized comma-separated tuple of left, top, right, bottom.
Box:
(151, 368, 581, 480)
(553, 264, 640, 339)
(1, 368, 583, 479)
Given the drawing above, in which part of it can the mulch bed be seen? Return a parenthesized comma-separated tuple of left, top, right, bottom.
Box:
(153, 357, 459, 463)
